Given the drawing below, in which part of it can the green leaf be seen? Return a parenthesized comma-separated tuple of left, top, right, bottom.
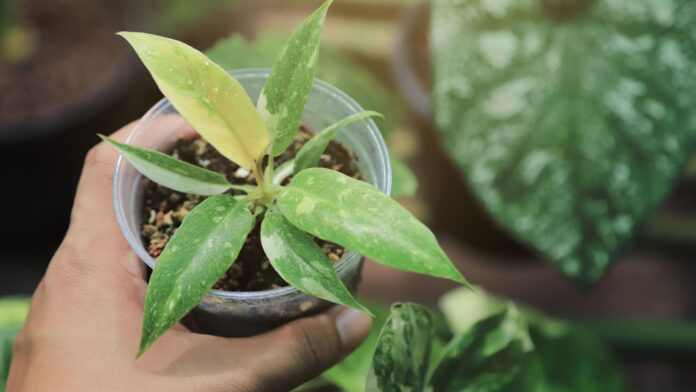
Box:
(390, 156, 418, 197)
(0, 297, 30, 392)
(439, 287, 624, 392)
(531, 324, 624, 392)
(294, 111, 383, 174)
(138, 195, 254, 356)
(366, 303, 434, 392)
(277, 168, 467, 285)
(99, 135, 232, 196)
(431, 0, 696, 283)
(118, 32, 268, 169)
(260, 209, 366, 311)
(258, 0, 332, 156)
(428, 306, 544, 392)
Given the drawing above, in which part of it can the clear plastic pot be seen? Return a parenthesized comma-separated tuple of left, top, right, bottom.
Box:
(113, 69, 391, 337)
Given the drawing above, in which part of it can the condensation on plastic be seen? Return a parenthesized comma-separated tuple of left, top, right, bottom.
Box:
(113, 69, 392, 336)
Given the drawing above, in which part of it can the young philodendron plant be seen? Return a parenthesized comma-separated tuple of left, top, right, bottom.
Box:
(103, 0, 468, 357)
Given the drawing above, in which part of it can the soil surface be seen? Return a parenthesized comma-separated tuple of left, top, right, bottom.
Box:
(141, 127, 361, 291)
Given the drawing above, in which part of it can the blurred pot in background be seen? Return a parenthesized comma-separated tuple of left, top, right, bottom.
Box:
(0, 0, 137, 142)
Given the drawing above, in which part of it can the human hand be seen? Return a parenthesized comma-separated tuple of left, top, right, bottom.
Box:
(7, 122, 371, 392)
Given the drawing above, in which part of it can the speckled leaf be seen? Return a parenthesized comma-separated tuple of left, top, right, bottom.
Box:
(258, 1, 332, 156)
(431, 0, 696, 283)
(365, 303, 434, 392)
(390, 156, 418, 198)
(294, 111, 383, 174)
(138, 195, 254, 356)
(118, 32, 268, 169)
(428, 305, 544, 392)
(99, 135, 231, 196)
(277, 168, 467, 284)
(260, 209, 365, 311)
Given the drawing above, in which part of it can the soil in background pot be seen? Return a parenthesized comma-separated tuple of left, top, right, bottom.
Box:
(141, 127, 361, 292)
(0, 0, 132, 140)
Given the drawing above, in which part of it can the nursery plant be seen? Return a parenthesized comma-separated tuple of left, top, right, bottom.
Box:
(103, 0, 468, 356)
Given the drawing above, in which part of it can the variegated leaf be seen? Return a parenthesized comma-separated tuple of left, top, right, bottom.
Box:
(366, 303, 434, 392)
(118, 32, 268, 169)
(431, 0, 696, 283)
(99, 135, 231, 196)
(138, 195, 254, 356)
(276, 168, 468, 285)
(260, 209, 366, 311)
(258, 0, 332, 155)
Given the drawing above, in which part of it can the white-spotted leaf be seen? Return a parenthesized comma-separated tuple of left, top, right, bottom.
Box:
(431, 0, 696, 283)
(294, 111, 383, 174)
(258, 0, 332, 156)
(118, 32, 268, 169)
(138, 195, 254, 356)
(366, 303, 434, 392)
(260, 209, 366, 312)
(99, 135, 232, 196)
(277, 168, 468, 285)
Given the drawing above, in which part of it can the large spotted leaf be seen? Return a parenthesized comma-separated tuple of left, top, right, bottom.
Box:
(431, 0, 696, 283)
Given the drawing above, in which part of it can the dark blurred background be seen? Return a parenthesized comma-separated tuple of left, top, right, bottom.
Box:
(2, 1, 696, 390)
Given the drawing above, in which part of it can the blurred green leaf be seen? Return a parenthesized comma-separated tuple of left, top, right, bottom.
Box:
(277, 168, 468, 284)
(431, 0, 696, 283)
(428, 305, 544, 392)
(366, 303, 435, 392)
(260, 209, 365, 311)
(258, 0, 332, 156)
(118, 32, 268, 169)
(0, 297, 30, 392)
(99, 135, 233, 196)
(390, 156, 418, 197)
(440, 288, 624, 392)
(294, 111, 383, 174)
(139, 195, 253, 356)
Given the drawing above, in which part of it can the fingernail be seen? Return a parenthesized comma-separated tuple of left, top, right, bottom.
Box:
(335, 308, 372, 350)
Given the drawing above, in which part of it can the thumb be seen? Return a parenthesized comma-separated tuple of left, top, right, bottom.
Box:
(249, 306, 372, 390)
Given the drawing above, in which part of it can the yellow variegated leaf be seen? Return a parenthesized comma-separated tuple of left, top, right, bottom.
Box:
(118, 32, 268, 169)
